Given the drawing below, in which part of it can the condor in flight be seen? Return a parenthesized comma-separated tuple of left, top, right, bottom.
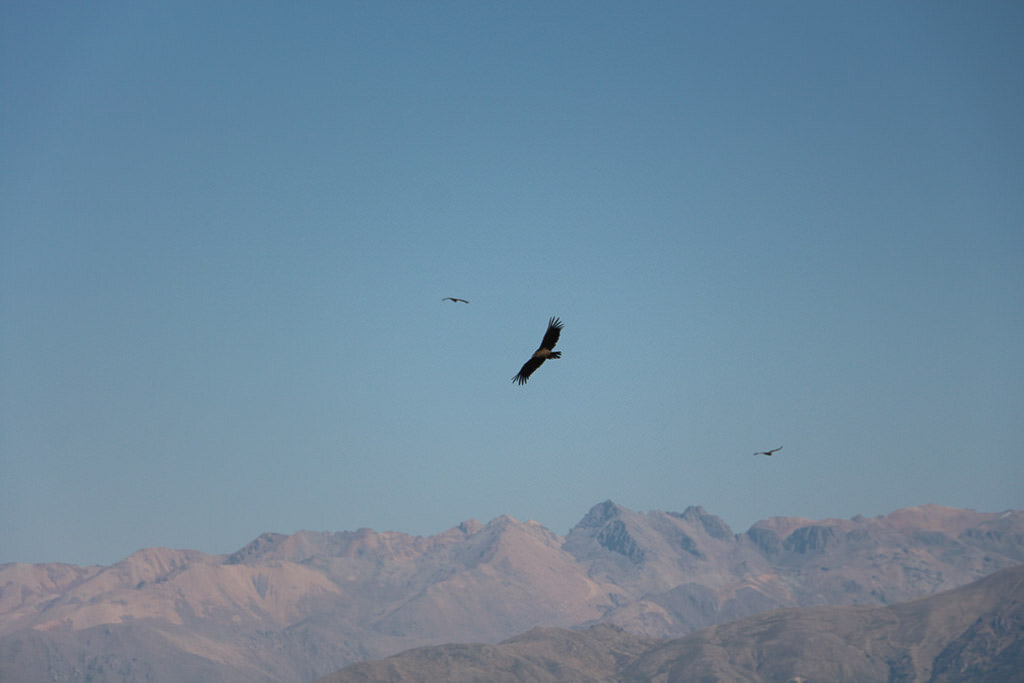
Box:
(442, 297, 469, 304)
(754, 446, 783, 456)
(513, 317, 563, 385)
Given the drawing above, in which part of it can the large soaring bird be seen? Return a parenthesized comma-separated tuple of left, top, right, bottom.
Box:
(442, 297, 469, 304)
(754, 446, 783, 456)
(513, 317, 563, 385)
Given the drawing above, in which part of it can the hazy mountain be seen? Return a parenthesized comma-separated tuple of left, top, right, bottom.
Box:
(319, 563, 1024, 683)
(2, 503, 1022, 682)
(565, 501, 1024, 637)
(317, 624, 658, 683)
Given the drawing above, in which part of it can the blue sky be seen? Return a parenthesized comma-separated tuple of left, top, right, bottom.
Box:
(2, 2, 1022, 566)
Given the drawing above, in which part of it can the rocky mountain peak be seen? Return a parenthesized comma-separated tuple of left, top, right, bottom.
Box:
(3, 502, 1022, 683)
(573, 500, 627, 529)
(670, 505, 734, 540)
(226, 532, 287, 565)
(456, 519, 484, 535)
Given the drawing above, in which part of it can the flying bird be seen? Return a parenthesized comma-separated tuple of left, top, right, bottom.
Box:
(442, 297, 469, 304)
(754, 446, 783, 456)
(512, 316, 563, 385)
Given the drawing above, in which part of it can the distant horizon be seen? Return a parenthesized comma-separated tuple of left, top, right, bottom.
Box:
(8, 499, 1020, 567)
(5, 489, 1020, 682)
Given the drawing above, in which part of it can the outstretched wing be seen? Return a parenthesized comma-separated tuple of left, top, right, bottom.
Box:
(539, 316, 563, 351)
(513, 357, 544, 385)
(513, 317, 563, 385)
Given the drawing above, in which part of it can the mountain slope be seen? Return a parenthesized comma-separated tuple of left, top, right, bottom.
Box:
(2, 503, 1022, 682)
(565, 501, 1024, 637)
(318, 624, 657, 683)
(319, 564, 1024, 683)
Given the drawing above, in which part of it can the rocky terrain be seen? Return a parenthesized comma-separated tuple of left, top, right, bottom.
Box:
(2, 502, 1022, 682)
(321, 563, 1024, 682)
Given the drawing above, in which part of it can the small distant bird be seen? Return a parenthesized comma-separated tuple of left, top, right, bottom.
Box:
(512, 317, 564, 385)
(442, 297, 469, 304)
(754, 446, 783, 456)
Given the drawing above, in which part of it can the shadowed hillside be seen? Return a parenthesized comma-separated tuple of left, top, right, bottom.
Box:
(320, 563, 1024, 682)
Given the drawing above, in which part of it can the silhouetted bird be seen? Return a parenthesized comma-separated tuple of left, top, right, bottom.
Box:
(754, 446, 783, 456)
(512, 317, 563, 385)
(442, 297, 469, 304)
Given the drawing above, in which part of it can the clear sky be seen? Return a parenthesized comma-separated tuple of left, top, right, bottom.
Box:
(2, 2, 1022, 567)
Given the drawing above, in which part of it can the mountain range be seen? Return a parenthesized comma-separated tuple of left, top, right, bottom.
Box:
(2, 501, 1022, 682)
(321, 563, 1024, 682)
